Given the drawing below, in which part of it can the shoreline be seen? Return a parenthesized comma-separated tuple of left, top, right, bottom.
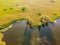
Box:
(0, 24, 13, 32)
(0, 18, 60, 32)
(0, 19, 27, 32)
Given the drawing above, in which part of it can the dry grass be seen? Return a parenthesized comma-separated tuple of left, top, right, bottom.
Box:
(0, 33, 6, 45)
(0, 0, 60, 30)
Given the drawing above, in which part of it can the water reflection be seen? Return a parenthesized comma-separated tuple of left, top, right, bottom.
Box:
(39, 23, 56, 45)
(2, 18, 60, 45)
(3, 20, 26, 45)
(23, 21, 32, 45)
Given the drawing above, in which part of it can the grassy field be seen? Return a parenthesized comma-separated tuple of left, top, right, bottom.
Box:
(0, 0, 60, 31)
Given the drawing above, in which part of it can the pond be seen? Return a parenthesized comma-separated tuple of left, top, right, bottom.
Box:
(2, 18, 60, 45)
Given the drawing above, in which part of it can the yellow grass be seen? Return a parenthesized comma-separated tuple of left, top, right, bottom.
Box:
(0, 0, 60, 30)
(0, 33, 6, 45)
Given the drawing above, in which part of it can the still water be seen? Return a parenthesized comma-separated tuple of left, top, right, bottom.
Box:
(2, 19, 60, 45)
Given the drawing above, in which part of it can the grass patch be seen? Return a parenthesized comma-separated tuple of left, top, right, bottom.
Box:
(20, 7, 28, 12)
(52, 13, 57, 16)
(37, 13, 42, 16)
